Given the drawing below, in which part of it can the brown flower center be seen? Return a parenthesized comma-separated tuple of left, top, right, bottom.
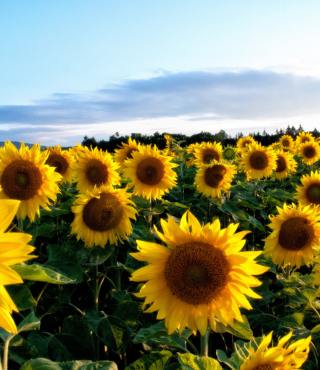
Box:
(85, 159, 108, 186)
(46, 153, 69, 175)
(276, 156, 287, 173)
(82, 193, 123, 231)
(242, 139, 252, 148)
(204, 165, 227, 188)
(301, 136, 310, 143)
(164, 242, 230, 305)
(303, 145, 316, 159)
(282, 139, 290, 147)
(306, 183, 320, 205)
(1, 159, 43, 200)
(136, 157, 164, 185)
(252, 364, 274, 370)
(249, 151, 269, 170)
(126, 148, 137, 159)
(202, 149, 220, 164)
(279, 217, 314, 251)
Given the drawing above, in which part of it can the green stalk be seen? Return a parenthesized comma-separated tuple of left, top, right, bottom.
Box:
(200, 328, 210, 357)
(2, 334, 14, 370)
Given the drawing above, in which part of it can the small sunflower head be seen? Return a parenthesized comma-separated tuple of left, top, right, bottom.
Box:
(45, 145, 73, 182)
(299, 141, 320, 165)
(223, 146, 236, 160)
(123, 145, 177, 200)
(241, 143, 277, 180)
(195, 161, 236, 199)
(296, 171, 320, 207)
(0, 142, 61, 221)
(265, 203, 320, 267)
(239, 331, 311, 370)
(71, 186, 136, 247)
(193, 142, 223, 166)
(236, 136, 256, 154)
(73, 146, 120, 192)
(274, 151, 296, 179)
(279, 134, 294, 151)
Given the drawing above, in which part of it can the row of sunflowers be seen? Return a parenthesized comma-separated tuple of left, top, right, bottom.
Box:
(1, 131, 320, 369)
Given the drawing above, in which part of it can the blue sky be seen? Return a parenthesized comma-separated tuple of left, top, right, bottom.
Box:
(1, 1, 320, 144)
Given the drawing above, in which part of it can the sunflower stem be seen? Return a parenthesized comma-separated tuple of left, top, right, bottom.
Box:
(2, 334, 14, 370)
(148, 198, 153, 230)
(200, 328, 210, 357)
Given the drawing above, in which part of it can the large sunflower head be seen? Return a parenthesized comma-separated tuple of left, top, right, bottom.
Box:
(45, 145, 73, 183)
(114, 138, 140, 166)
(0, 142, 61, 221)
(264, 203, 320, 267)
(236, 136, 256, 154)
(241, 143, 277, 180)
(193, 142, 223, 166)
(296, 171, 320, 207)
(72, 146, 120, 193)
(123, 145, 177, 200)
(278, 134, 294, 151)
(0, 199, 36, 333)
(295, 131, 314, 148)
(195, 161, 236, 199)
(71, 185, 137, 247)
(274, 151, 297, 180)
(240, 331, 311, 370)
(131, 211, 268, 335)
(298, 141, 320, 165)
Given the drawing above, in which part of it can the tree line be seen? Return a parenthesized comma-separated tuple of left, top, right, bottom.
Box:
(82, 125, 320, 152)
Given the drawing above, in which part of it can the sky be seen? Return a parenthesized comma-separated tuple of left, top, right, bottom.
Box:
(1, 0, 320, 145)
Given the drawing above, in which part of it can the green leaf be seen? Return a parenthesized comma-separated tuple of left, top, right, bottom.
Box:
(133, 321, 191, 352)
(20, 359, 118, 370)
(18, 311, 40, 333)
(13, 264, 75, 284)
(126, 350, 172, 370)
(20, 358, 62, 370)
(63, 360, 118, 370)
(7, 285, 36, 310)
(311, 324, 320, 334)
(178, 353, 222, 370)
(216, 316, 253, 340)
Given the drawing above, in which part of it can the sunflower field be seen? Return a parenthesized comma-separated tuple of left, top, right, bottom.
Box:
(1, 132, 320, 369)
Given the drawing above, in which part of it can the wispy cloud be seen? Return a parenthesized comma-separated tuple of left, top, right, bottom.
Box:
(1, 69, 320, 145)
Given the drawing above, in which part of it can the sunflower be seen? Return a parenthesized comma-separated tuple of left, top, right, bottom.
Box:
(0, 199, 35, 333)
(299, 141, 320, 165)
(0, 142, 61, 221)
(114, 138, 140, 166)
(195, 161, 236, 199)
(223, 146, 236, 161)
(240, 331, 311, 370)
(193, 142, 223, 166)
(264, 203, 320, 267)
(274, 151, 297, 180)
(71, 185, 137, 247)
(131, 211, 268, 335)
(295, 131, 314, 147)
(296, 171, 320, 208)
(236, 136, 256, 153)
(279, 134, 294, 151)
(123, 145, 177, 200)
(72, 146, 120, 193)
(185, 143, 199, 167)
(164, 134, 173, 154)
(45, 145, 73, 183)
(241, 143, 277, 180)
